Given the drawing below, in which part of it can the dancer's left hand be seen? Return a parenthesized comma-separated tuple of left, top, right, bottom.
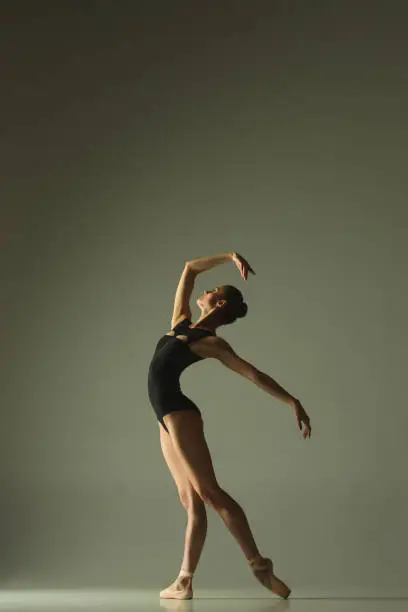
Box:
(292, 398, 312, 439)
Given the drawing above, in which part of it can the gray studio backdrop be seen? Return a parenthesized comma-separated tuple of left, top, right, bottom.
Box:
(2, 0, 407, 598)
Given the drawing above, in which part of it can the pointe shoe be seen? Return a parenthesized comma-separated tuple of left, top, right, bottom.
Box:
(159, 571, 194, 600)
(249, 556, 291, 599)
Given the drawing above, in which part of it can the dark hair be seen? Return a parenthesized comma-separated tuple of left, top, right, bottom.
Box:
(218, 285, 248, 326)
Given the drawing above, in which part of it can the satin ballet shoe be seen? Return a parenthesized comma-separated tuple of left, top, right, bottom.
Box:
(249, 556, 291, 599)
(159, 570, 194, 600)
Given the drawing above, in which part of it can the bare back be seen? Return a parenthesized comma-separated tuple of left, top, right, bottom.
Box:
(166, 315, 221, 360)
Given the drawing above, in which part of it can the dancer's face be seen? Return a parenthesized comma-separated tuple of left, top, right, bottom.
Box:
(196, 286, 226, 313)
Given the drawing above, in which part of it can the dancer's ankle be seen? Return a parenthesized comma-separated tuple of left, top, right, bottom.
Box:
(248, 553, 265, 567)
(179, 568, 194, 580)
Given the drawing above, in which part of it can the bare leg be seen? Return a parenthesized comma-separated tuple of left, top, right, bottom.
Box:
(205, 486, 261, 560)
(160, 495, 207, 599)
(181, 500, 207, 574)
(206, 486, 291, 598)
(162, 412, 291, 598)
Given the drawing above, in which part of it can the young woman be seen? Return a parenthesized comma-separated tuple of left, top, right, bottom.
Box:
(148, 252, 312, 600)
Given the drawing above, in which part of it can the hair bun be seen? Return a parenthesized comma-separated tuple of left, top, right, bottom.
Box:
(238, 302, 248, 318)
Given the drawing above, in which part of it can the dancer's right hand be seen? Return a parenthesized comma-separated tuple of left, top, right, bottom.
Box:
(232, 252, 256, 280)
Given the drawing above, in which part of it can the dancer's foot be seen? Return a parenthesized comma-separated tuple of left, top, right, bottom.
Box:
(248, 555, 291, 599)
(159, 569, 194, 600)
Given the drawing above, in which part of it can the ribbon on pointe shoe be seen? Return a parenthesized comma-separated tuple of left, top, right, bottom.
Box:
(178, 569, 194, 579)
(248, 554, 269, 571)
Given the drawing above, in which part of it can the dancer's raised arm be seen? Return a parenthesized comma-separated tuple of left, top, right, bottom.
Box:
(186, 253, 234, 274)
(187, 252, 256, 280)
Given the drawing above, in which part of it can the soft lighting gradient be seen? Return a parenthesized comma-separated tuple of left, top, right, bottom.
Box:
(2, 0, 407, 598)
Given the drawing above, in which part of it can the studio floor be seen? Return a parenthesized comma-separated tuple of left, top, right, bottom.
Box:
(0, 592, 407, 612)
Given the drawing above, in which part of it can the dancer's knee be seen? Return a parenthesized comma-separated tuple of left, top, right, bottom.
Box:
(179, 489, 207, 513)
(198, 485, 226, 509)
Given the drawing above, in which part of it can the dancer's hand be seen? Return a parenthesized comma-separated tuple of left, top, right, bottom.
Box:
(232, 252, 256, 280)
(291, 398, 312, 439)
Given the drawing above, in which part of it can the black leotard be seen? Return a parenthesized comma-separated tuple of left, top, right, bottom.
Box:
(148, 316, 215, 433)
